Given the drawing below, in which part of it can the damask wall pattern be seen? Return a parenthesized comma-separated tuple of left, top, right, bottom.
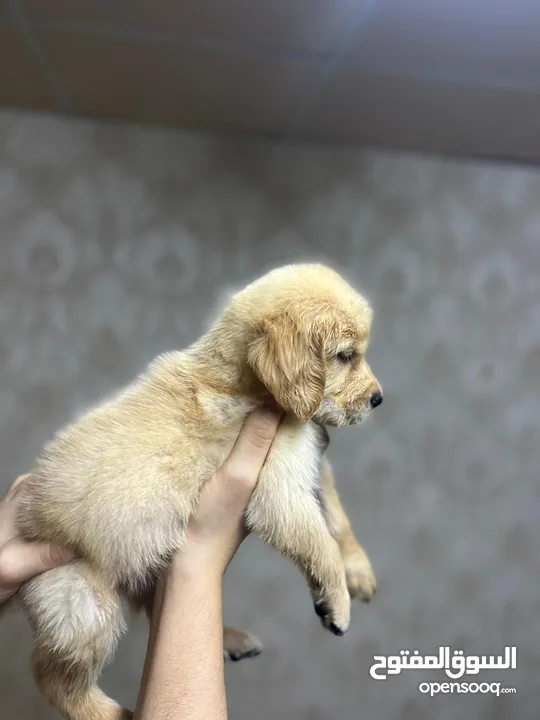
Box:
(0, 109, 538, 720)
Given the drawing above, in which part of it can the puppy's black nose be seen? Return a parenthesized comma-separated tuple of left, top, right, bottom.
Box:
(370, 392, 383, 409)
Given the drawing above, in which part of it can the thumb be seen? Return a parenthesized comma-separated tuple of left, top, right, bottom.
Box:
(0, 539, 75, 587)
(221, 407, 282, 483)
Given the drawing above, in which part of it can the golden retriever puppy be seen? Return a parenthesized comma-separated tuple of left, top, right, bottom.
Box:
(16, 263, 382, 720)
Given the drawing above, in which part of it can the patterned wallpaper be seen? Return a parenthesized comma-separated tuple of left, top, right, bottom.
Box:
(0, 109, 538, 719)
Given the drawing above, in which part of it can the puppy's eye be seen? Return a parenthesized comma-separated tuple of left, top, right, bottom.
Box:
(337, 349, 355, 363)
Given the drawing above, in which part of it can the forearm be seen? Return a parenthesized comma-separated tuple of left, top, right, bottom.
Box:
(134, 562, 227, 720)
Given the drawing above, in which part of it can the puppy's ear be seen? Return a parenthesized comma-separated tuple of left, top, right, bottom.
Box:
(248, 312, 325, 422)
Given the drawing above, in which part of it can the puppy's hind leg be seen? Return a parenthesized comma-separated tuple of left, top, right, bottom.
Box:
(20, 561, 131, 720)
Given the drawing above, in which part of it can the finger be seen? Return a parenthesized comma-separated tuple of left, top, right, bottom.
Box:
(220, 407, 282, 482)
(0, 539, 75, 587)
(4, 473, 31, 501)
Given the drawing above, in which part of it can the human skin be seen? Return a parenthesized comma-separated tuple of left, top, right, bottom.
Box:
(0, 474, 75, 606)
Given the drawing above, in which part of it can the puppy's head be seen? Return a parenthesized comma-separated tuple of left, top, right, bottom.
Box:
(243, 264, 382, 426)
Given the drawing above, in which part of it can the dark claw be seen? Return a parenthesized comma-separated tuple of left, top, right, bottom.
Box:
(314, 600, 345, 636)
(228, 647, 262, 662)
(243, 647, 263, 659)
(330, 622, 345, 637)
(314, 600, 328, 619)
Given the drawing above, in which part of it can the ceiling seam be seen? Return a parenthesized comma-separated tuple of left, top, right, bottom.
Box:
(283, 0, 381, 141)
(24, 18, 331, 64)
(338, 61, 540, 97)
(9, 12, 539, 107)
(7, 0, 77, 114)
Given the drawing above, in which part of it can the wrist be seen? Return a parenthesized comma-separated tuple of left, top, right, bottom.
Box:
(168, 548, 227, 588)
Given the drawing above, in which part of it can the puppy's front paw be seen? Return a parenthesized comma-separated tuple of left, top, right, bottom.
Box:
(313, 600, 345, 636)
(223, 626, 263, 662)
(312, 582, 350, 636)
(343, 546, 376, 602)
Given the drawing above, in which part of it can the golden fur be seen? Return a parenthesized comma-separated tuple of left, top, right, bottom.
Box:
(15, 263, 382, 719)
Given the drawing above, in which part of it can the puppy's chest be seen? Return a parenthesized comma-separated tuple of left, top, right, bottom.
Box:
(262, 419, 329, 492)
(202, 396, 329, 489)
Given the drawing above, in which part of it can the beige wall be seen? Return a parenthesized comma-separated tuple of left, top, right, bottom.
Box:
(0, 110, 537, 719)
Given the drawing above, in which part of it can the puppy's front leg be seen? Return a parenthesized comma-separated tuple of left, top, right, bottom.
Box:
(320, 457, 376, 602)
(246, 483, 350, 636)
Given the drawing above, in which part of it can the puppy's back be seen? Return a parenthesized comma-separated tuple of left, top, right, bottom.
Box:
(17, 352, 207, 584)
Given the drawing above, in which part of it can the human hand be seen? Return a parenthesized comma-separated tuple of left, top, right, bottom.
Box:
(137, 408, 281, 720)
(171, 405, 282, 581)
(0, 474, 75, 606)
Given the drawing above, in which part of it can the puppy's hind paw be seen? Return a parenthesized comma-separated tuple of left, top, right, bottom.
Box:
(344, 550, 377, 603)
(223, 627, 263, 662)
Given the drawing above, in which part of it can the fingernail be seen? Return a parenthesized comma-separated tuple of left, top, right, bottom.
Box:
(262, 396, 284, 414)
(258, 408, 283, 428)
(49, 545, 76, 565)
